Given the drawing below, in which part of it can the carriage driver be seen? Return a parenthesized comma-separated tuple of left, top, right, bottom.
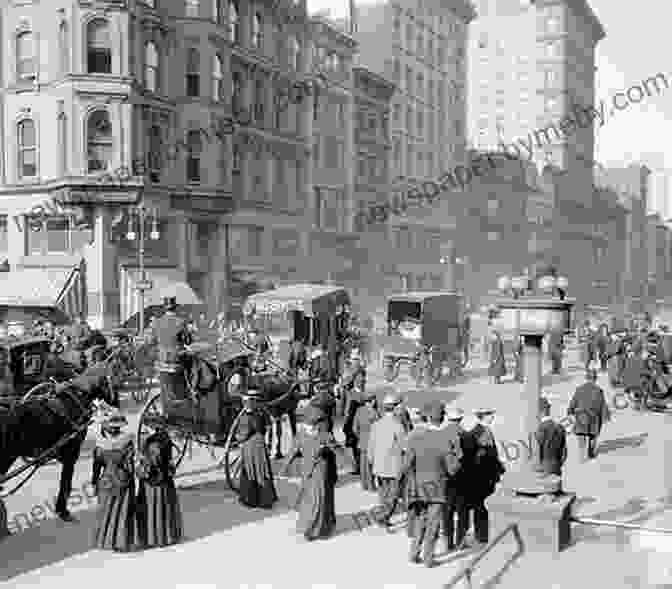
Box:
(155, 296, 193, 402)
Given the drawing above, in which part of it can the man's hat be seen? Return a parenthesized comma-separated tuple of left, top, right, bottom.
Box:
(422, 400, 445, 421)
(163, 296, 177, 310)
(382, 392, 402, 407)
(445, 407, 464, 421)
(539, 396, 551, 413)
(474, 408, 495, 417)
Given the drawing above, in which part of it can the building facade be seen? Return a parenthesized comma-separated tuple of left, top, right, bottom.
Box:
(0, 0, 367, 328)
(354, 0, 476, 293)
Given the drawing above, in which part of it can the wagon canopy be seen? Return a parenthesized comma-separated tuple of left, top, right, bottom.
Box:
(243, 284, 350, 317)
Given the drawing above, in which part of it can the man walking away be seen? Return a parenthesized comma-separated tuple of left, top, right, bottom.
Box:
(470, 409, 505, 546)
(400, 401, 462, 567)
(488, 330, 506, 384)
(533, 397, 567, 478)
(368, 392, 407, 528)
(567, 369, 611, 461)
(443, 407, 476, 551)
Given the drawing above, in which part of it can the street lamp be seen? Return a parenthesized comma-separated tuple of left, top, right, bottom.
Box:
(126, 204, 160, 339)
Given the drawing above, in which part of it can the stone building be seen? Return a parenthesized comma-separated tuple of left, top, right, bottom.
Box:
(0, 0, 363, 327)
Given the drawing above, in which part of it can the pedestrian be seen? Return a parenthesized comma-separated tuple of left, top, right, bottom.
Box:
(235, 390, 278, 509)
(368, 392, 407, 528)
(310, 377, 337, 434)
(581, 322, 595, 371)
(341, 369, 367, 474)
(469, 408, 505, 546)
(352, 391, 380, 491)
(155, 297, 192, 409)
(513, 334, 524, 382)
(394, 396, 414, 433)
(595, 324, 609, 372)
(548, 331, 563, 374)
(92, 410, 136, 552)
(532, 397, 567, 479)
(400, 400, 462, 567)
(280, 405, 340, 541)
(135, 430, 183, 548)
(488, 330, 506, 384)
(443, 407, 476, 551)
(607, 334, 624, 387)
(567, 369, 611, 461)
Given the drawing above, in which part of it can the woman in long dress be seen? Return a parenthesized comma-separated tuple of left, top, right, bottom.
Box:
(135, 430, 183, 548)
(236, 392, 278, 509)
(281, 405, 339, 541)
(488, 330, 506, 384)
(352, 392, 379, 491)
(92, 411, 136, 552)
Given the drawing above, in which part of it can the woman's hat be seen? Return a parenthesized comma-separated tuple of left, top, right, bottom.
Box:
(474, 408, 495, 417)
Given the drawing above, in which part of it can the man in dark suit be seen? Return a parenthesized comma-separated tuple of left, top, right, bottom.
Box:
(400, 400, 462, 567)
(443, 407, 476, 551)
(155, 296, 192, 403)
(567, 368, 611, 461)
(533, 397, 567, 478)
(470, 408, 505, 545)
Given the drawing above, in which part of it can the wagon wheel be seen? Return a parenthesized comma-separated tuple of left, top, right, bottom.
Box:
(136, 391, 190, 473)
(21, 381, 57, 402)
(223, 408, 245, 491)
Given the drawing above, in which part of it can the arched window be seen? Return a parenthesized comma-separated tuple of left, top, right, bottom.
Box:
(147, 124, 163, 182)
(213, 54, 224, 101)
(17, 119, 37, 178)
(232, 70, 242, 110)
(86, 110, 113, 172)
(144, 42, 159, 92)
(86, 19, 111, 74)
(228, 0, 240, 43)
(16, 31, 35, 80)
(59, 22, 69, 75)
(186, 130, 202, 183)
(252, 12, 263, 48)
(289, 37, 300, 70)
(186, 48, 200, 97)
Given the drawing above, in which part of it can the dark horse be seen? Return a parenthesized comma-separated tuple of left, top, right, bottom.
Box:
(181, 352, 302, 459)
(0, 363, 114, 520)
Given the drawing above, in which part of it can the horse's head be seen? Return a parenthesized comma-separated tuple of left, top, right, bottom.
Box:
(75, 361, 117, 406)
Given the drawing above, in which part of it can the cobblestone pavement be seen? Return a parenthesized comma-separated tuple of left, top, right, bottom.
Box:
(3, 352, 672, 587)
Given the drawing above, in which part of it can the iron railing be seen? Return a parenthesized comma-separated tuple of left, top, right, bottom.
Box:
(444, 523, 524, 589)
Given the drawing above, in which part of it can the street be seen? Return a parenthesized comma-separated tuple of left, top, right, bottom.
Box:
(3, 352, 672, 588)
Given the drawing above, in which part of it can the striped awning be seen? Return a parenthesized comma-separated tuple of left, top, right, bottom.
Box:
(0, 262, 86, 321)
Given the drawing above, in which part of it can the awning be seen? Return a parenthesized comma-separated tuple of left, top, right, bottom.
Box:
(124, 268, 203, 309)
(0, 263, 86, 321)
(243, 283, 350, 316)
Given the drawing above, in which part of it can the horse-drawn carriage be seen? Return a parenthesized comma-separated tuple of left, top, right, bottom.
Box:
(136, 284, 352, 492)
(379, 291, 467, 385)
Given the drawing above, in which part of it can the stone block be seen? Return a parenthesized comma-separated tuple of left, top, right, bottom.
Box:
(485, 491, 576, 554)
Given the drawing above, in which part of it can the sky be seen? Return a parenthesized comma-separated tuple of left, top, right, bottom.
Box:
(306, 0, 672, 171)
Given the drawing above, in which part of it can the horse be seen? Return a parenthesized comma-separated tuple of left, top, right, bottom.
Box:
(0, 362, 115, 521)
(180, 352, 302, 459)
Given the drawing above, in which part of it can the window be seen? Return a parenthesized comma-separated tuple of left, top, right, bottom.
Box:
(289, 37, 300, 70)
(254, 79, 264, 122)
(546, 42, 558, 58)
(186, 0, 200, 17)
(416, 109, 423, 133)
(147, 124, 163, 182)
(405, 66, 412, 93)
(416, 31, 423, 56)
(213, 55, 224, 101)
(487, 197, 499, 215)
(392, 59, 400, 82)
(228, 0, 240, 43)
(17, 119, 37, 179)
(547, 16, 560, 33)
(544, 69, 556, 87)
(186, 48, 200, 97)
(59, 22, 69, 74)
(86, 110, 112, 172)
(406, 23, 413, 45)
(28, 217, 71, 255)
(232, 145, 241, 173)
(487, 231, 500, 241)
(313, 187, 324, 228)
(186, 130, 202, 183)
(478, 34, 487, 49)
(417, 73, 423, 97)
(252, 12, 263, 48)
(144, 42, 159, 92)
(230, 226, 263, 257)
(16, 31, 36, 80)
(232, 71, 243, 110)
(86, 19, 111, 74)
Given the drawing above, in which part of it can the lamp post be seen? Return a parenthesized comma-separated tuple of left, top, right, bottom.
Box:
(126, 204, 160, 339)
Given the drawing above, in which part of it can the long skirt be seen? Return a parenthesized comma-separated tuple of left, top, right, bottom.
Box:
(608, 356, 622, 386)
(136, 481, 183, 548)
(239, 467, 278, 509)
(93, 483, 135, 551)
(238, 435, 278, 509)
(359, 451, 376, 492)
(296, 461, 336, 540)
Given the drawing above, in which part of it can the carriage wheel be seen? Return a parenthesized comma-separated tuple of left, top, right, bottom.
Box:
(223, 409, 245, 491)
(136, 391, 190, 472)
(21, 381, 56, 402)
